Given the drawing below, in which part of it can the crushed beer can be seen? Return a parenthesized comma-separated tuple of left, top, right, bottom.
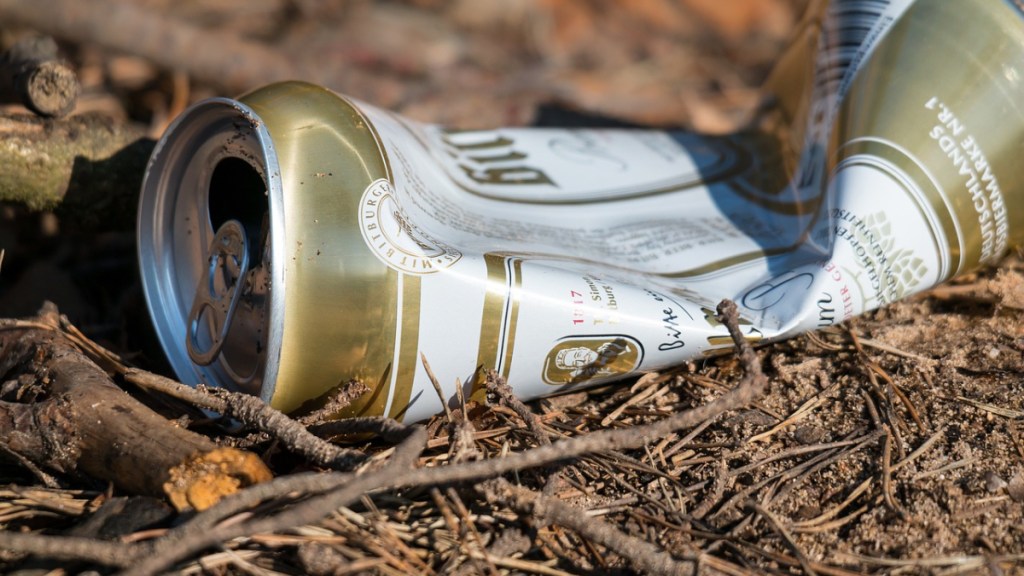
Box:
(137, 0, 1024, 422)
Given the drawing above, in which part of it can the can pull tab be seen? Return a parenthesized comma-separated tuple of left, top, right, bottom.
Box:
(187, 219, 250, 366)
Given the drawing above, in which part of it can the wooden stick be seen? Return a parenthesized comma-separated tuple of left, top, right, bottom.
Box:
(0, 0, 305, 92)
(0, 305, 272, 511)
(0, 35, 79, 117)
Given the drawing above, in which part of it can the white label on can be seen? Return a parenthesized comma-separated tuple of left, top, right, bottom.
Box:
(358, 178, 462, 274)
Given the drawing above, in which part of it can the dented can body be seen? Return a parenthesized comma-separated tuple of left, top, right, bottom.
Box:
(138, 0, 1024, 422)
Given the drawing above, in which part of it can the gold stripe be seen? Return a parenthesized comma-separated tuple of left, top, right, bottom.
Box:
(470, 253, 509, 402)
(476, 254, 508, 372)
(388, 274, 422, 421)
(500, 259, 523, 380)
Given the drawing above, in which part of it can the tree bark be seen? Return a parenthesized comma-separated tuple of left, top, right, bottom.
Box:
(0, 308, 272, 511)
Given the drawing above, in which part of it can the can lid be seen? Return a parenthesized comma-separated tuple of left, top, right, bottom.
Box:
(137, 98, 285, 404)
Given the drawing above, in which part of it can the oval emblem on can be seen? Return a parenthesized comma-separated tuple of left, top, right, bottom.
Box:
(542, 334, 643, 386)
(359, 178, 462, 274)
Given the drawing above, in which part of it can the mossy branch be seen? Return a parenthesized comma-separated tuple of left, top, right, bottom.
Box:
(0, 113, 154, 229)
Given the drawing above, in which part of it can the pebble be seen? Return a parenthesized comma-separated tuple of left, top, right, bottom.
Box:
(1008, 471, 1024, 503)
(984, 470, 1007, 493)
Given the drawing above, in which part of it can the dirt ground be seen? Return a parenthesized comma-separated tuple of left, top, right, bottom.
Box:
(2, 0, 1024, 574)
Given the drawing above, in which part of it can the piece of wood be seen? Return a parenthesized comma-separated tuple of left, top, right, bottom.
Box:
(0, 306, 272, 511)
(0, 35, 79, 117)
(0, 112, 153, 228)
(0, 0, 304, 92)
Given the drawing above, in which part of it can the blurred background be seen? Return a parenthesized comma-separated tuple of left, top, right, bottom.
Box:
(0, 0, 807, 353)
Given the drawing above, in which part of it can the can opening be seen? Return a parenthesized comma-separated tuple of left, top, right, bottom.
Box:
(208, 157, 268, 265)
(191, 155, 271, 389)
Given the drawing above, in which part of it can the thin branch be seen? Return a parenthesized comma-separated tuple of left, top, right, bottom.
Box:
(0, 530, 137, 568)
(481, 479, 698, 576)
(296, 380, 371, 426)
(421, 353, 451, 421)
(750, 502, 817, 576)
(124, 369, 365, 470)
(307, 416, 414, 444)
(485, 371, 551, 446)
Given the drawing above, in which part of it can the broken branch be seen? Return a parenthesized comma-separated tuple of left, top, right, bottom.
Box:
(0, 35, 79, 117)
(0, 306, 271, 511)
(0, 0, 309, 92)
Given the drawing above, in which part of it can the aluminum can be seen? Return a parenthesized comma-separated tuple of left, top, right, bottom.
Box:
(138, 0, 1024, 422)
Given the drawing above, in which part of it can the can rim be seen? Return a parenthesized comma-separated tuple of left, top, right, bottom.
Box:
(137, 97, 285, 405)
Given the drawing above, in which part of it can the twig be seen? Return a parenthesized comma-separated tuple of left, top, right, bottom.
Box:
(469, 554, 577, 576)
(887, 378, 925, 433)
(855, 337, 935, 364)
(485, 371, 550, 446)
(430, 488, 468, 571)
(713, 430, 884, 520)
(749, 502, 817, 576)
(421, 353, 451, 421)
(729, 438, 867, 477)
(791, 478, 873, 529)
(691, 457, 728, 520)
(880, 426, 906, 519)
(0, 530, 137, 567)
(481, 479, 698, 576)
(486, 371, 568, 495)
(447, 487, 500, 576)
(599, 372, 667, 426)
(835, 551, 1024, 569)
(307, 416, 414, 444)
(747, 381, 837, 443)
(125, 369, 365, 470)
(952, 396, 1024, 419)
(718, 300, 767, 388)
(0, 443, 62, 488)
(912, 457, 980, 481)
(790, 506, 869, 534)
(734, 543, 865, 576)
(891, 426, 945, 472)
(296, 380, 372, 426)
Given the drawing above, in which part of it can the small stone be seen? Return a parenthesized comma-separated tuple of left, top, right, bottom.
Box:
(793, 503, 821, 521)
(1007, 471, 1024, 503)
(984, 470, 1007, 493)
(793, 424, 826, 445)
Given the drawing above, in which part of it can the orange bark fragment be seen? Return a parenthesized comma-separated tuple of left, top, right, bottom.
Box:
(163, 447, 273, 512)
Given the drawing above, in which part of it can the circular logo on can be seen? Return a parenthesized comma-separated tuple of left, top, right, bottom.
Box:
(359, 178, 462, 274)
